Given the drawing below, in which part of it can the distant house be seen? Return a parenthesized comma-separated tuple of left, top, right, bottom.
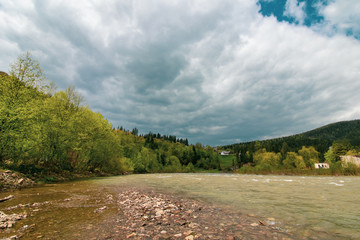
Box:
(314, 163, 329, 169)
(220, 151, 231, 156)
(340, 155, 360, 167)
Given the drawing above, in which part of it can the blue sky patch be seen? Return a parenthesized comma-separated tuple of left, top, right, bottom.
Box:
(257, 0, 327, 26)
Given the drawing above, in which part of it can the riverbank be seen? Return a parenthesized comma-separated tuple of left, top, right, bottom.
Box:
(0, 168, 118, 192)
(0, 169, 36, 192)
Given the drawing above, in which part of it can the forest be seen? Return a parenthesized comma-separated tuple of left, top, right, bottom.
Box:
(0, 53, 220, 180)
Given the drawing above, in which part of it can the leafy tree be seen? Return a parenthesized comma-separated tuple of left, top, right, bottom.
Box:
(331, 140, 353, 160)
(253, 149, 281, 170)
(298, 146, 319, 169)
(9, 52, 49, 92)
(283, 152, 306, 169)
(324, 149, 336, 166)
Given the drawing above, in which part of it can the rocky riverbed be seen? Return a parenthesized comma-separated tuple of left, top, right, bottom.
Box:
(110, 188, 291, 240)
(0, 183, 293, 239)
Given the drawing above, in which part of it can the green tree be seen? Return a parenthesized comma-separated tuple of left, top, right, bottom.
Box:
(253, 149, 281, 170)
(0, 54, 47, 167)
(283, 152, 306, 169)
(324, 149, 336, 165)
(9, 52, 49, 92)
(298, 146, 319, 169)
(332, 140, 353, 160)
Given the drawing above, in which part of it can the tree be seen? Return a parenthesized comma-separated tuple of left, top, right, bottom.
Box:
(9, 52, 49, 92)
(0, 55, 46, 166)
(283, 152, 306, 169)
(253, 149, 281, 170)
(331, 140, 353, 160)
(131, 128, 139, 136)
(298, 146, 319, 169)
(324, 149, 336, 166)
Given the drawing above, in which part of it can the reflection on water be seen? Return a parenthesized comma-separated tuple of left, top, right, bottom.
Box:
(1, 174, 359, 239)
(99, 173, 360, 239)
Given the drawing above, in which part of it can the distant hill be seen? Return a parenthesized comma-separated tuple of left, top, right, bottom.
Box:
(301, 120, 360, 143)
(223, 120, 360, 158)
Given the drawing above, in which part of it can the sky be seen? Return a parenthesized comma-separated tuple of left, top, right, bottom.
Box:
(1, 0, 360, 146)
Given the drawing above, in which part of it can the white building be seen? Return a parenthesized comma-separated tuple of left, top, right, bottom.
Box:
(220, 151, 231, 156)
(314, 163, 330, 169)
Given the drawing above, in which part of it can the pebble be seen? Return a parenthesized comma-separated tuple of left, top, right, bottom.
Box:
(185, 235, 194, 240)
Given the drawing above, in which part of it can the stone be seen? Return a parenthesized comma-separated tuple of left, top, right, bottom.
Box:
(258, 220, 267, 226)
(185, 235, 194, 240)
(94, 206, 107, 213)
(0, 195, 14, 203)
(126, 232, 136, 238)
(17, 178, 24, 184)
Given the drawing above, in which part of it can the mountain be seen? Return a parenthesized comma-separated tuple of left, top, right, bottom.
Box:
(223, 120, 360, 157)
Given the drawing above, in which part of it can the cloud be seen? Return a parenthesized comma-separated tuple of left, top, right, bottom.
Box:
(1, 0, 360, 146)
(284, 0, 306, 24)
(314, 0, 360, 38)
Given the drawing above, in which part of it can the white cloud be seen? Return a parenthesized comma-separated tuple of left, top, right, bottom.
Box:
(284, 0, 306, 24)
(315, 0, 360, 38)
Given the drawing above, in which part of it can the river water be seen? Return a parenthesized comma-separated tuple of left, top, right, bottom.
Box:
(1, 174, 359, 239)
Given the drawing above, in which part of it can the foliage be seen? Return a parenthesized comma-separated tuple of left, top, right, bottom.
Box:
(298, 146, 319, 169)
(252, 149, 281, 172)
(283, 152, 306, 169)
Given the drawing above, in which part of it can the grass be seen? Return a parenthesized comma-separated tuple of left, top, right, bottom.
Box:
(219, 155, 237, 170)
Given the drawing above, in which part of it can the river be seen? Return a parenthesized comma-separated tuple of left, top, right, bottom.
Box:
(1, 174, 359, 239)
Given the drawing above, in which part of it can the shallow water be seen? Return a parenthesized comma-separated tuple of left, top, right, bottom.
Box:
(98, 173, 360, 239)
(1, 174, 359, 239)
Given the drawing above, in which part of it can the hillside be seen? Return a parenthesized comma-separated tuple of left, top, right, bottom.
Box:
(223, 120, 360, 157)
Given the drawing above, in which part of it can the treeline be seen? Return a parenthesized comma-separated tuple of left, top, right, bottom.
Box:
(117, 127, 189, 146)
(220, 140, 360, 175)
(0, 53, 219, 179)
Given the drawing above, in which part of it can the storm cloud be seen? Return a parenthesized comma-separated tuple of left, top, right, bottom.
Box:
(1, 0, 360, 146)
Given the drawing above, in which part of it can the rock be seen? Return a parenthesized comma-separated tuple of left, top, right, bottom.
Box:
(0, 169, 35, 191)
(155, 209, 164, 216)
(126, 233, 136, 238)
(250, 223, 259, 227)
(185, 235, 194, 240)
(0, 195, 14, 203)
(0, 211, 27, 229)
(258, 220, 267, 226)
(160, 230, 167, 234)
(94, 206, 108, 213)
(174, 233, 182, 237)
(184, 230, 193, 236)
